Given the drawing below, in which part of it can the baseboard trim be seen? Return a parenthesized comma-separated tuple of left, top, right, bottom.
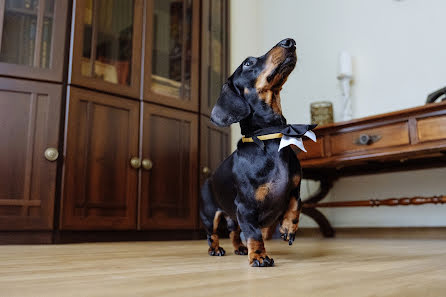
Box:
(53, 230, 207, 244)
(2, 227, 444, 244)
(296, 227, 446, 239)
(0, 231, 53, 245)
(0, 230, 208, 244)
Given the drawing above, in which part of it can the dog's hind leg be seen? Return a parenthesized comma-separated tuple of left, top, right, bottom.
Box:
(200, 179, 226, 256)
(225, 216, 248, 255)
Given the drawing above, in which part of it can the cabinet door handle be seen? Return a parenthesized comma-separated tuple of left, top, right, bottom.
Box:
(202, 166, 211, 175)
(142, 159, 153, 171)
(130, 157, 141, 169)
(355, 134, 381, 146)
(44, 148, 59, 162)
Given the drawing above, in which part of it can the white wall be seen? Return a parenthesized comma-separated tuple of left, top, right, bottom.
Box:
(229, 0, 264, 145)
(230, 0, 446, 227)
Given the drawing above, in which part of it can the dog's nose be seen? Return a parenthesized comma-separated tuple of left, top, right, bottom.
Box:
(278, 38, 296, 49)
(279, 38, 296, 48)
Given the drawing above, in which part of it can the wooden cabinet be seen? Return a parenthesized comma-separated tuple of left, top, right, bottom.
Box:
(61, 87, 139, 230)
(0, 77, 62, 230)
(198, 0, 231, 185)
(69, 0, 143, 98)
(0, 0, 230, 241)
(140, 104, 198, 229)
(200, 0, 229, 116)
(61, 90, 201, 231)
(144, 0, 200, 111)
(0, 0, 69, 82)
(199, 115, 230, 185)
(199, 0, 231, 194)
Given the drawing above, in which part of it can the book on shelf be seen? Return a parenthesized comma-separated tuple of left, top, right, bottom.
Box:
(41, 18, 52, 68)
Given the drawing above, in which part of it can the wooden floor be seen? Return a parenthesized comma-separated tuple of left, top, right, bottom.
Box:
(1, 238, 446, 297)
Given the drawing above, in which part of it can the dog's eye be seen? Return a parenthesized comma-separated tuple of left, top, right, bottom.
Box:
(243, 60, 252, 67)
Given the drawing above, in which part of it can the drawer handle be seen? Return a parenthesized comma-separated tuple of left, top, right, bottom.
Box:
(355, 134, 382, 146)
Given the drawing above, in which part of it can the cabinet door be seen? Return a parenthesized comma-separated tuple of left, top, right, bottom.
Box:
(140, 104, 198, 229)
(200, 0, 229, 116)
(0, 0, 68, 82)
(69, 0, 143, 98)
(143, 0, 200, 111)
(0, 77, 61, 230)
(61, 87, 139, 230)
(200, 115, 230, 185)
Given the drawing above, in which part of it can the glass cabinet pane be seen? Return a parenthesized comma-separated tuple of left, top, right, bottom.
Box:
(208, 0, 225, 108)
(151, 0, 192, 99)
(40, 15, 52, 68)
(0, 0, 55, 68)
(81, 0, 134, 85)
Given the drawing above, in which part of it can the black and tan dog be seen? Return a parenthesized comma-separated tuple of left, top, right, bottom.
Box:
(200, 38, 316, 267)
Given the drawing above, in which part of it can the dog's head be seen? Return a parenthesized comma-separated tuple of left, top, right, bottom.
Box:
(211, 38, 297, 127)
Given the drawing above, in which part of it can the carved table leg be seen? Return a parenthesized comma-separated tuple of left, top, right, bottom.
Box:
(301, 176, 336, 238)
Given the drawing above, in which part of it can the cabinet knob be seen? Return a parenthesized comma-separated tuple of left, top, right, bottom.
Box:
(142, 159, 153, 171)
(130, 157, 141, 169)
(44, 148, 59, 162)
(202, 166, 211, 175)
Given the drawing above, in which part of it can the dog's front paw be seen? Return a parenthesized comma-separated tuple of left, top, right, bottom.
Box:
(208, 246, 226, 256)
(249, 253, 274, 267)
(234, 245, 248, 255)
(279, 219, 298, 245)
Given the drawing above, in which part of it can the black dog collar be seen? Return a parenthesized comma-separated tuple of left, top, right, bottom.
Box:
(241, 124, 317, 151)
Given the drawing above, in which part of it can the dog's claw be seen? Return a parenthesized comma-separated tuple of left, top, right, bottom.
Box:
(263, 256, 274, 267)
(281, 233, 288, 241)
(251, 256, 274, 267)
(280, 229, 296, 245)
(234, 246, 248, 255)
(209, 246, 226, 256)
(288, 233, 295, 245)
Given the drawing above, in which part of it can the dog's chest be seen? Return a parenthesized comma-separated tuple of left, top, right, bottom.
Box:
(260, 160, 289, 199)
(255, 162, 291, 226)
(248, 150, 292, 211)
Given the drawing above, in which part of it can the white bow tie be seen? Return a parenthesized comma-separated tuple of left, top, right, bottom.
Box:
(278, 130, 317, 152)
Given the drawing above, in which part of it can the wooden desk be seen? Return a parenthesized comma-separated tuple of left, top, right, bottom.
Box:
(299, 101, 446, 237)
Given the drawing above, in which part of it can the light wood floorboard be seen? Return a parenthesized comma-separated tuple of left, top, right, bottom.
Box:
(1, 238, 446, 297)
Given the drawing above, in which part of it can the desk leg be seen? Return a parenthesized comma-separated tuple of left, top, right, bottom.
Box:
(302, 177, 335, 238)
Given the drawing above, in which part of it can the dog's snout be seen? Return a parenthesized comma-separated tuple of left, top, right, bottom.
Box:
(278, 38, 296, 49)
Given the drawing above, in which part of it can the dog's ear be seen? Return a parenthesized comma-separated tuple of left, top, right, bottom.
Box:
(210, 80, 250, 127)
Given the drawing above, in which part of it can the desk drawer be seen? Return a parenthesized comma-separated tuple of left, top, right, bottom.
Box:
(299, 137, 324, 160)
(417, 115, 446, 143)
(330, 122, 409, 155)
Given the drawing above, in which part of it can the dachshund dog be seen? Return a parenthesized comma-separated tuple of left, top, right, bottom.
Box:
(200, 38, 316, 267)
